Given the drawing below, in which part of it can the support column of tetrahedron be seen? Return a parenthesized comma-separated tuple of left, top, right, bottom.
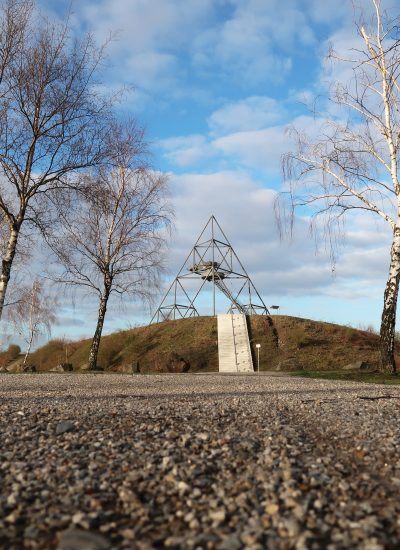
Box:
(150, 215, 269, 323)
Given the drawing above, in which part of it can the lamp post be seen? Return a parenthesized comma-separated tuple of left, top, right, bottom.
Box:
(255, 343, 261, 373)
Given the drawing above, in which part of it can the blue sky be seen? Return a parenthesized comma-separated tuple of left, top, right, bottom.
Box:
(6, 0, 396, 346)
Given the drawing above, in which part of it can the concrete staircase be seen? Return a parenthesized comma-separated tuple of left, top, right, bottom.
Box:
(217, 314, 254, 373)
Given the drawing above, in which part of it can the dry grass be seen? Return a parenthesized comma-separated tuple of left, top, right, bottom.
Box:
(0, 344, 21, 368)
(5, 315, 397, 373)
(248, 315, 387, 371)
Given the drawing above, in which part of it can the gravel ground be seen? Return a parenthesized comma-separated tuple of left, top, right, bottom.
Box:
(1, 373, 400, 550)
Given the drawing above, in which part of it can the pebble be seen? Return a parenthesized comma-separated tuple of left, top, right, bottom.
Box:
(265, 503, 279, 515)
(57, 528, 111, 550)
(55, 420, 75, 434)
(209, 509, 226, 523)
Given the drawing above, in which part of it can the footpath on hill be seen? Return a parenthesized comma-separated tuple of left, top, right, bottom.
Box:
(0, 373, 399, 549)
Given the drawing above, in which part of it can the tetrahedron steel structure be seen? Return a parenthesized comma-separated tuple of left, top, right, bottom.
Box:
(151, 215, 269, 322)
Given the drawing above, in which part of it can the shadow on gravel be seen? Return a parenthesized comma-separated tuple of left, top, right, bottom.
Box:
(0, 386, 396, 405)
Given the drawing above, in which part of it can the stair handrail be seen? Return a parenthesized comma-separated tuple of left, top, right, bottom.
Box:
(241, 314, 254, 371)
(215, 279, 246, 314)
(230, 313, 239, 372)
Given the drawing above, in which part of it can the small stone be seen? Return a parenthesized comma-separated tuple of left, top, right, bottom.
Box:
(177, 481, 189, 494)
(118, 488, 139, 504)
(284, 517, 300, 537)
(189, 518, 200, 529)
(209, 509, 226, 523)
(265, 503, 279, 515)
(56, 421, 75, 435)
(162, 456, 171, 468)
(241, 532, 257, 545)
(5, 509, 20, 523)
(7, 493, 18, 506)
(121, 529, 135, 540)
(72, 512, 85, 525)
(220, 535, 241, 550)
(57, 528, 111, 550)
(184, 512, 194, 522)
(164, 536, 184, 547)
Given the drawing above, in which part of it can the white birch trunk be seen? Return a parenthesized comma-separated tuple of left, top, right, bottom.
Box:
(379, 225, 400, 372)
(88, 277, 112, 370)
(22, 286, 36, 367)
(0, 226, 20, 321)
(23, 331, 34, 367)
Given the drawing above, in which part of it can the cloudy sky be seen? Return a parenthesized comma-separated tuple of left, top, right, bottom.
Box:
(22, 0, 398, 343)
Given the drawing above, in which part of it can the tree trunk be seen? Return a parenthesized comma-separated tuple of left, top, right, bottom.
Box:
(23, 331, 34, 367)
(88, 286, 111, 370)
(0, 225, 20, 322)
(379, 226, 400, 373)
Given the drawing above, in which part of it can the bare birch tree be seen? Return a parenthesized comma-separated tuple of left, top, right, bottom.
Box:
(50, 121, 172, 370)
(282, 0, 400, 372)
(0, 0, 109, 323)
(8, 279, 56, 367)
(0, 0, 32, 88)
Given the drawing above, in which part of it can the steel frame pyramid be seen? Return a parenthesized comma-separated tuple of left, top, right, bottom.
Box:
(151, 215, 269, 322)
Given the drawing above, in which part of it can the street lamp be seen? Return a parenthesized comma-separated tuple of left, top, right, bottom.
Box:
(270, 305, 280, 313)
(255, 343, 261, 373)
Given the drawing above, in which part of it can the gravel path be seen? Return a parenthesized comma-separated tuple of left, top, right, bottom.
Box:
(1, 373, 400, 549)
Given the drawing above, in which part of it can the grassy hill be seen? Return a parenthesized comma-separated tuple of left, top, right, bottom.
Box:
(1, 315, 395, 373)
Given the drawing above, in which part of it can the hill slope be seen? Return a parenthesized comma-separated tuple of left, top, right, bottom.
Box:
(1, 315, 393, 372)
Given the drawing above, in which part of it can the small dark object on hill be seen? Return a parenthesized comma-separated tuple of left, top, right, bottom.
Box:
(359, 362, 370, 370)
(23, 364, 36, 372)
(167, 353, 190, 373)
(50, 363, 73, 373)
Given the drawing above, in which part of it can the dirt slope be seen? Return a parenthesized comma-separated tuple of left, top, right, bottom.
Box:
(1, 315, 394, 372)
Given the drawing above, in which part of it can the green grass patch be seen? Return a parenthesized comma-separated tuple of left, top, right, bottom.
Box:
(290, 370, 400, 385)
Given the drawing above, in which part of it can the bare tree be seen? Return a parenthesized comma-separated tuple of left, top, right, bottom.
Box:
(282, 0, 400, 372)
(50, 121, 172, 370)
(0, 0, 109, 323)
(8, 279, 56, 367)
(0, 0, 32, 88)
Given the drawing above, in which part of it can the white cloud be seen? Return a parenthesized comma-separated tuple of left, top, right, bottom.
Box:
(213, 127, 287, 173)
(191, 0, 316, 85)
(208, 96, 286, 135)
(160, 135, 215, 167)
(74, 0, 216, 50)
(60, 0, 218, 97)
(126, 51, 179, 92)
(159, 113, 326, 175)
(159, 126, 285, 173)
(41, 0, 322, 97)
(308, 0, 351, 24)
